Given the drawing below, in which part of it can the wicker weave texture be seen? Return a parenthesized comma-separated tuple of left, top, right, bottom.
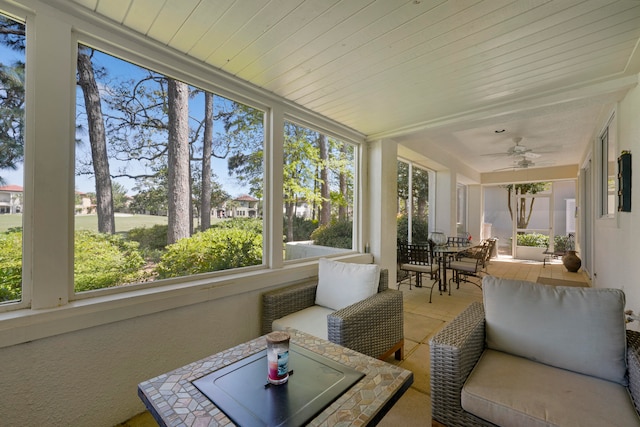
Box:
(328, 288, 403, 358)
(627, 330, 640, 415)
(429, 302, 496, 427)
(261, 268, 401, 359)
(430, 303, 640, 427)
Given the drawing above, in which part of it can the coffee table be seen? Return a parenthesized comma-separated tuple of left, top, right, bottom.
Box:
(138, 328, 413, 426)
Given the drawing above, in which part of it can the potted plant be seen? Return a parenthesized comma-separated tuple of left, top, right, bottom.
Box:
(515, 232, 548, 261)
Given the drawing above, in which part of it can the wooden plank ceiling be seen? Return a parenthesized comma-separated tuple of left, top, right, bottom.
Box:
(62, 0, 640, 172)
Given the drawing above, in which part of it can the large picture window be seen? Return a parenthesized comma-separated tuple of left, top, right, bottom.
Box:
(397, 160, 431, 243)
(282, 120, 355, 260)
(0, 15, 25, 305)
(74, 46, 265, 293)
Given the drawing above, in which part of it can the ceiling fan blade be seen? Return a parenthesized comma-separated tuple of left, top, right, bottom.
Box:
(482, 152, 512, 157)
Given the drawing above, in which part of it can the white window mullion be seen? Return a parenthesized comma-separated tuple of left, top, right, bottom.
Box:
(28, 12, 74, 309)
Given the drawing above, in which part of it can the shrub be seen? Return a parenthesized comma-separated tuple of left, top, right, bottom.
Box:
(397, 214, 429, 243)
(311, 220, 352, 249)
(516, 232, 549, 247)
(283, 216, 318, 242)
(127, 224, 168, 251)
(212, 217, 263, 234)
(0, 229, 22, 302)
(156, 227, 262, 278)
(74, 230, 146, 292)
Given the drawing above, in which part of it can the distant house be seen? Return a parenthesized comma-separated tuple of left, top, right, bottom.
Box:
(75, 192, 96, 215)
(0, 185, 23, 214)
(225, 194, 260, 218)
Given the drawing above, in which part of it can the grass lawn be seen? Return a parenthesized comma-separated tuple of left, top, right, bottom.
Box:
(0, 213, 169, 233)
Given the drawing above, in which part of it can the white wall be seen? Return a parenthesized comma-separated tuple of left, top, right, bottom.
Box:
(591, 76, 640, 329)
(0, 291, 261, 426)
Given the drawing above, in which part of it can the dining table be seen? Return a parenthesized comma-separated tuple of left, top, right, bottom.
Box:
(432, 243, 471, 292)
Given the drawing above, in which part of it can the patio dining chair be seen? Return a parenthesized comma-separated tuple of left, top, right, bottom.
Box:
(448, 239, 492, 289)
(397, 242, 440, 302)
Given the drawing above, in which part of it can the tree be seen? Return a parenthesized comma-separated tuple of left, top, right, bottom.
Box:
(0, 17, 25, 185)
(111, 181, 129, 212)
(77, 46, 115, 233)
(338, 145, 349, 221)
(282, 123, 321, 241)
(504, 182, 549, 229)
(166, 79, 190, 244)
(318, 134, 331, 225)
(200, 92, 214, 230)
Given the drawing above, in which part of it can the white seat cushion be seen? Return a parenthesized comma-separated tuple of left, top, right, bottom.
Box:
(482, 276, 627, 385)
(272, 305, 335, 340)
(399, 262, 437, 273)
(315, 258, 380, 310)
(462, 349, 640, 427)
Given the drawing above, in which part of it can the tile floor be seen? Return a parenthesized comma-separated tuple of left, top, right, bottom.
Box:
(118, 257, 589, 427)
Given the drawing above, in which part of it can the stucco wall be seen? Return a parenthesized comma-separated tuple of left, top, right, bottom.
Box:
(0, 290, 262, 426)
(593, 78, 640, 330)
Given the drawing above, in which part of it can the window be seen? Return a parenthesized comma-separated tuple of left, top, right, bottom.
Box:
(599, 114, 616, 218)
(74, 46, 265, 293)
(456, 184, 467, 236)
(0, 8, 364, 319)
(283, 121, 355, 260)
(0, 15, 25, 305)
(397, 159, 431, 243)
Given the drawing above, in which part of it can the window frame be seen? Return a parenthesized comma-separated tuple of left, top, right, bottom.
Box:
(598, 112, 617, 220)
(71, 43, 271, 298)
(0, 4, 366, 323)
(281, 114, 361, 263)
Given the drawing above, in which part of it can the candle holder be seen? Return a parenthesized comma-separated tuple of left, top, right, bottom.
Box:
(266, 331, 290, 385)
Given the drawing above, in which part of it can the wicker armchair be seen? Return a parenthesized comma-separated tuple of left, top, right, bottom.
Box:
(429, 301, 640, 427)
(262, 269, 404, 361)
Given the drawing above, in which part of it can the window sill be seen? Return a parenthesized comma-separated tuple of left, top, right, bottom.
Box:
(0, 253, 371, 349)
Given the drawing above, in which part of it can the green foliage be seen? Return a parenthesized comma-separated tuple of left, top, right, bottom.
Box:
(0, 228, 22, 301)
(396, 214, 429, 243)
(127, 224, 168, 251)
(74, 230, 146, 292)
(212, 217, 263, 234)
(553, 234, 574, 252)
(516, 232, 549, 247)
(156, 227, 262, 278)
(283, 216, 318, 242)
(311, 220, 352, 249)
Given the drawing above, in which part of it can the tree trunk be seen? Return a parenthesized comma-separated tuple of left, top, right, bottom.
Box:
(338, 145, 347, 220)
(201, 92, 213, 230)
(167, 79, 190, 244)
(319, 134, 331, 225)
(77, 48, 115, 234)
(285, 200, 294, 242)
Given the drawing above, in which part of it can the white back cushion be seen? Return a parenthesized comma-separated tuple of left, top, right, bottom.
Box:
(315, 258, 380, 311)
(482, 276, 627, 385)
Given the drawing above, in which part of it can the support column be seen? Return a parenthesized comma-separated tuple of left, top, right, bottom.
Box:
(367, 139, 397, 278)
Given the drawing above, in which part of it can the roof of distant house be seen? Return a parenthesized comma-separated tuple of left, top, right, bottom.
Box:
(235, 194, 258, 202)
(0, 185, 23, 192)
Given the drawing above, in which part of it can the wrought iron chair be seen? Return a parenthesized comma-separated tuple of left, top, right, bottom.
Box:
(448, 239, 493, 289)
(397, 242, 440, 302)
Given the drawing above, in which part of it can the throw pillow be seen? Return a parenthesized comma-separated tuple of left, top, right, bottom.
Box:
(482, 275, 627, 385)
(315, 258, 380, 311)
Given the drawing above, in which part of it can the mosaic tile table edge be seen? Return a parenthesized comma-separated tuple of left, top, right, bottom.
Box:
(138, 328, 413, 427)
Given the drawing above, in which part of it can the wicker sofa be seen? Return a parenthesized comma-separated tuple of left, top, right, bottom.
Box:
(262, 264, 404, 361)
(430, 276, 640, 427)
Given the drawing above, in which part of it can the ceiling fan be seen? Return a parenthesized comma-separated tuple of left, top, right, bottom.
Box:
(484, 136, 548, 159)
(494, 156, 555, 171)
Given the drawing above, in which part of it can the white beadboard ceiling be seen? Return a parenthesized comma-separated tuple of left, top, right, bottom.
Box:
(64, 0, 640, 174)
